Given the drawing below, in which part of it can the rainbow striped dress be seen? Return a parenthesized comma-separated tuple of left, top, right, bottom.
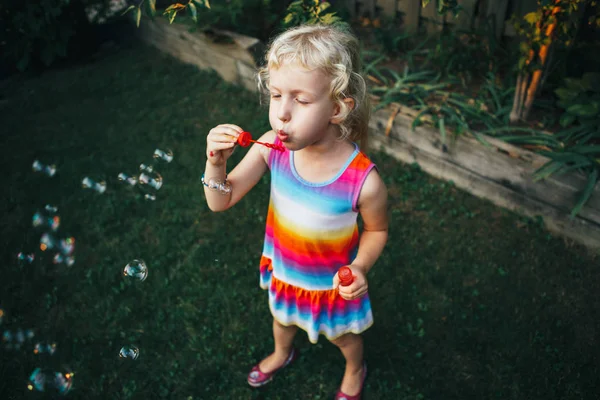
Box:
(259, 137, 376, 343)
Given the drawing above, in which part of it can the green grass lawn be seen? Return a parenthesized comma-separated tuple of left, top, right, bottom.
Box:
(1, 36, 599, 400)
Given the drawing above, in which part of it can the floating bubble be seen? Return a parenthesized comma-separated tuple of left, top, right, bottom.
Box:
(123, 260, 147, 281)
(138, 164, 162, 201)
(139, 163, 154, 173)
(2, 330, 17, 350)
(34, 341, 57, 355)
(27, 367, 73, 394)
(118, 172, 137, 186)
(28, 368, 49, 392)
(32, 160, 56, 177)
(15, 329, 25, 345)
(40, 234, 75, 259)
(153, 148, 173, 163)
(119, 345, 139, 360)
(138, 169, 162, 190)
(53, 252, 75, 267)
(40, 233, 55, 251)
(17, 252, 35, 264)
(54, 369, 74, 395)
(32, 206, 60, 232)
(3, 328, 34, 350)
(45, 236, 75, 266)
(82, 177, 106, 194)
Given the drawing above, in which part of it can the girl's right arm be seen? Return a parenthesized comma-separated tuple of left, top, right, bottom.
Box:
(204, 124, 274, 212)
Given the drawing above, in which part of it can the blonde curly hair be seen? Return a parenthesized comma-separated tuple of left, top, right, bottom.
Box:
(257, 24, 370, 150)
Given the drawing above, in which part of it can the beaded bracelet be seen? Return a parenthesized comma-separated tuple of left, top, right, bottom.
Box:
(201, 173, 232, 195)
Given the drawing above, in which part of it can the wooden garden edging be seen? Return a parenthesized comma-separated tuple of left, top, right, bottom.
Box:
(369, 106, 600, 251)
(136, 18, 264, 93)
(136, 18, 600, 252)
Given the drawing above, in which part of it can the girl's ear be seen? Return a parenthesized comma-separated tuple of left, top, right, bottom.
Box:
(331, 98, 355, 124)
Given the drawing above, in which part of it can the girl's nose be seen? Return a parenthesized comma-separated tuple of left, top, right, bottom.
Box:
(277, 99, 291, 122)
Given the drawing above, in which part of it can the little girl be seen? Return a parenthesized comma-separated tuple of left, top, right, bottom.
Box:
(203, 24, 388, 400)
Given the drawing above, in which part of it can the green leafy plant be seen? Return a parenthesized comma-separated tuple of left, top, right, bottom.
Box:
(282, 0, 342, 28)
(0, 0, 97, 71)
(368, 52, 515, 149)
(121, 0, 210, 27)
(372, 18, 415, 56)
(531, 72, 600, 216)
(495, 73, 600, 217)
(422, 0, 462, 16)
(509, 0, 600, 123)
(418, 25, 503, 83)
(555, 72, 600, 128)
(186, 0, 288, 41)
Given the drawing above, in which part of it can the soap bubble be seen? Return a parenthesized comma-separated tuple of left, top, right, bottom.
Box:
(123, 260, 147, 281)
(15, 329, 25, 345)
(118, 172, 137, 186)
(34, 341, 57, 355)
(54, 368, 74, 394)
(3, 328, 34, 350)
(138, 165, 162, 191)
(153, 148, 173, 163)
(27, 368, 50, 392)
(53, 253, 75, 267)
(40, 234, 76, 266)
(17, 252, 35, 264)
(139, 163, 153, 173)
(27, 367, 73, 394)
(144, 194, 156, 201)
(82, 177, 106, 194)
(32, 205, 60, 232)
(119, 345, 139, 360)
(32, 160, 56, 177)
(2, 330, 11, 347)
(40, 234, 75, 255)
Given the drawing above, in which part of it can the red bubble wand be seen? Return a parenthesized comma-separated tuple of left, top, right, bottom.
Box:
(237, 131, 286, 152)
(209, 131, 285, 157)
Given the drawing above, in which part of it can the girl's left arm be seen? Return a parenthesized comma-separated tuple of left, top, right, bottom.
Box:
(353, 168, 389, 274)
(335, 168, 388, 300)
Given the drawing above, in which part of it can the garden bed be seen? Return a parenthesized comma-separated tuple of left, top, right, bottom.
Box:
(137, 17, 600, 251)
(369, 106, 600, 250)
(137, 17, 264, 93)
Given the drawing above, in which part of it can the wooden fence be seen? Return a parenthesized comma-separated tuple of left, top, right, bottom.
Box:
(342, 0, 539, 38)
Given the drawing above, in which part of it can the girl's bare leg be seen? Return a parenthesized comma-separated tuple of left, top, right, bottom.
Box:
(331, 333, 365, 395)
(258, 319, 298, 372)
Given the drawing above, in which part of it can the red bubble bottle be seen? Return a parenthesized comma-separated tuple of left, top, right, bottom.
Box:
(338, 266, 354, 286)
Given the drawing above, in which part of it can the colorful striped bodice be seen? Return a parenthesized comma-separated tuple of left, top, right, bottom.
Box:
(260, 137, 376, 291)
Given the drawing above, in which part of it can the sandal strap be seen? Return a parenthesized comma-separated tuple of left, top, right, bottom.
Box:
(248, 348, 297, 387)
(334, 362, 367, 400)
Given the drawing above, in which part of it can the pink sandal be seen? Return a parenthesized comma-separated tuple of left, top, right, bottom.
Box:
(247, 347, 298, 388)
(334, 362, 367, 400)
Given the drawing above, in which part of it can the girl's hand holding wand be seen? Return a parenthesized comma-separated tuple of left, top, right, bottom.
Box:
(206, 124, 242, 166)
(333, 265, 368, 301)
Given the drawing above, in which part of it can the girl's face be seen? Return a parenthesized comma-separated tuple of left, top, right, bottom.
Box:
(268, 63, 340, 151)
